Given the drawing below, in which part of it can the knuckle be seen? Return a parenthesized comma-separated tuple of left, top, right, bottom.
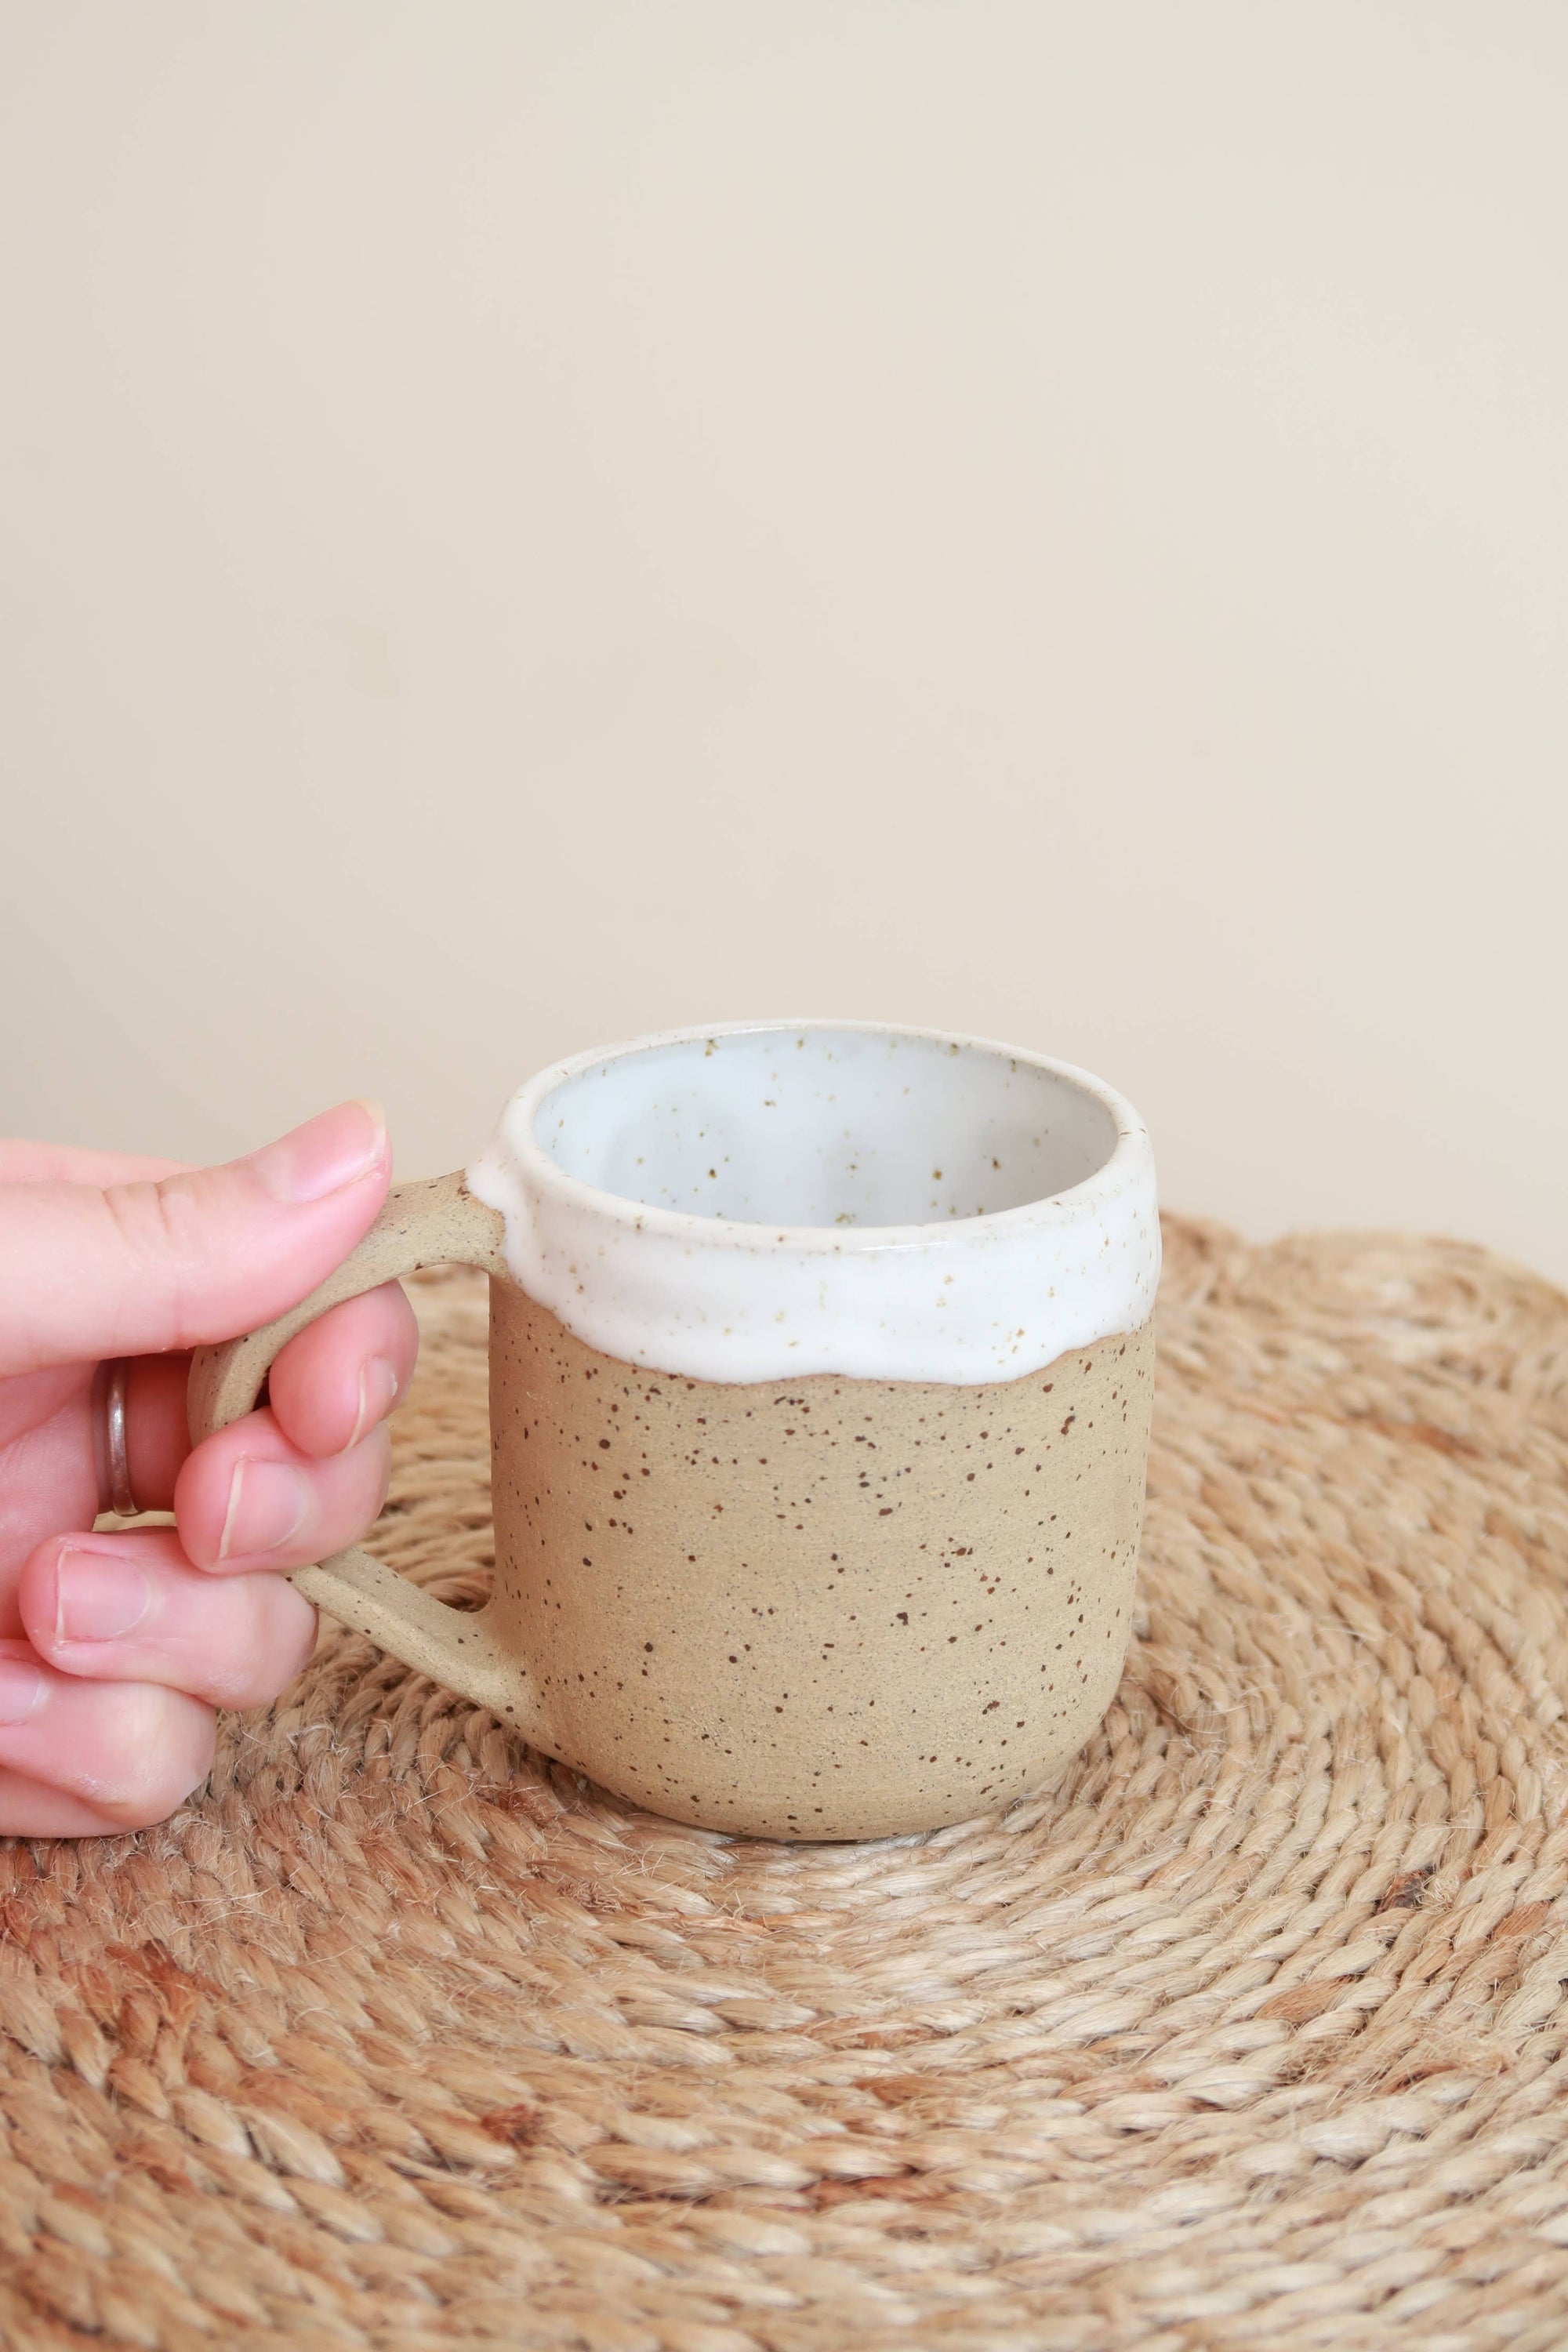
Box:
(100, 1177, 209, 1349)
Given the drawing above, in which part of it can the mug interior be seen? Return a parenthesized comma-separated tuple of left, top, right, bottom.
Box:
(532, 1025, 1118, 1230)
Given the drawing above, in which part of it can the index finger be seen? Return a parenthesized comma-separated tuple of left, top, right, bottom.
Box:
(0, 1101, 390, 1377)
(0, 1141, 191, 1186)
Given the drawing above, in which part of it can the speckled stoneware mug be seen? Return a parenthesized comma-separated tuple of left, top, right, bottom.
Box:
(191, 1022, 1159, 1840)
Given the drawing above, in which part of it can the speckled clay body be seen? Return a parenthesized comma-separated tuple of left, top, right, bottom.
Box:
(488, 1286, 1153, 1838)
(192, 1022, 1160, 1841)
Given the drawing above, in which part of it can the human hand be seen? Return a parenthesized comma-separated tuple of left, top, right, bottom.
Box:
(0, 1101, 416, 1834)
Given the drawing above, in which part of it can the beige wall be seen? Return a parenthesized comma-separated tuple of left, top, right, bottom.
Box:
(2, 5, 1564, 1285)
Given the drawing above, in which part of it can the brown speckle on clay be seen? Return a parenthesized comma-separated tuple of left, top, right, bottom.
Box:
(482, 1282, 1155, 1839)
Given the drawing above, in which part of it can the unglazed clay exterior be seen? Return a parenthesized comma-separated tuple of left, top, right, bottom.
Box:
(191, 1022, 1160, 1842)
(487, 1284, 1154, 1838)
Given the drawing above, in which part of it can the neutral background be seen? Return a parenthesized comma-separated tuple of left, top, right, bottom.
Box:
(2, 4, 1564, 1283)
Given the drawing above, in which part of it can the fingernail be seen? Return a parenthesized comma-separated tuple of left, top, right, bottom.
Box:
(219, 1460, 310, 1561)
(349, 1355, 401, 1450)
(246, 1100, 387, 1205)
(55, 1547, 152, 1643)
(0, 1657, 47, 1726)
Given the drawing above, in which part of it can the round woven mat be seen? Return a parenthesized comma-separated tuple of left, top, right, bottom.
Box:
(4, 1221, 1568, 2352)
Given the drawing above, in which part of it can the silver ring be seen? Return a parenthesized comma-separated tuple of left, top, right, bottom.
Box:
(99, 1358, 139, 1518)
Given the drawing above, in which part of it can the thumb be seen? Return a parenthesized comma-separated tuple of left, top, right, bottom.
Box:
(0, 1101, 393, 1376)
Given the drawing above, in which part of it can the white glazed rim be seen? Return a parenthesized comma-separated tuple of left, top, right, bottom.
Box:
(498, 1018, 1149, 1256)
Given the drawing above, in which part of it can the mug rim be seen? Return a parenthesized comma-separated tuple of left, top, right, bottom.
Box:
(495, 1018, 1150, 1258)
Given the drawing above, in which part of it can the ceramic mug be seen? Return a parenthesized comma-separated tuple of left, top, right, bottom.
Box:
(191, 1022, 1160, 1839)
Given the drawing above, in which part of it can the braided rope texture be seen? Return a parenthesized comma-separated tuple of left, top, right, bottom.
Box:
(3, 1220, 1568, 2352)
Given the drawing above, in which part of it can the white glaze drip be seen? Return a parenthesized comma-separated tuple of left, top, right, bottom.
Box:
(467, 1022, 1159, 1385)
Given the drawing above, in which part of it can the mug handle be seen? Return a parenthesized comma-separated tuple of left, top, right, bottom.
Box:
(187, 1172, 546, 1738)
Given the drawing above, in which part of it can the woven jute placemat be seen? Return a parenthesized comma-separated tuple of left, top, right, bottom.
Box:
(3, 1220, 1568, 2352)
